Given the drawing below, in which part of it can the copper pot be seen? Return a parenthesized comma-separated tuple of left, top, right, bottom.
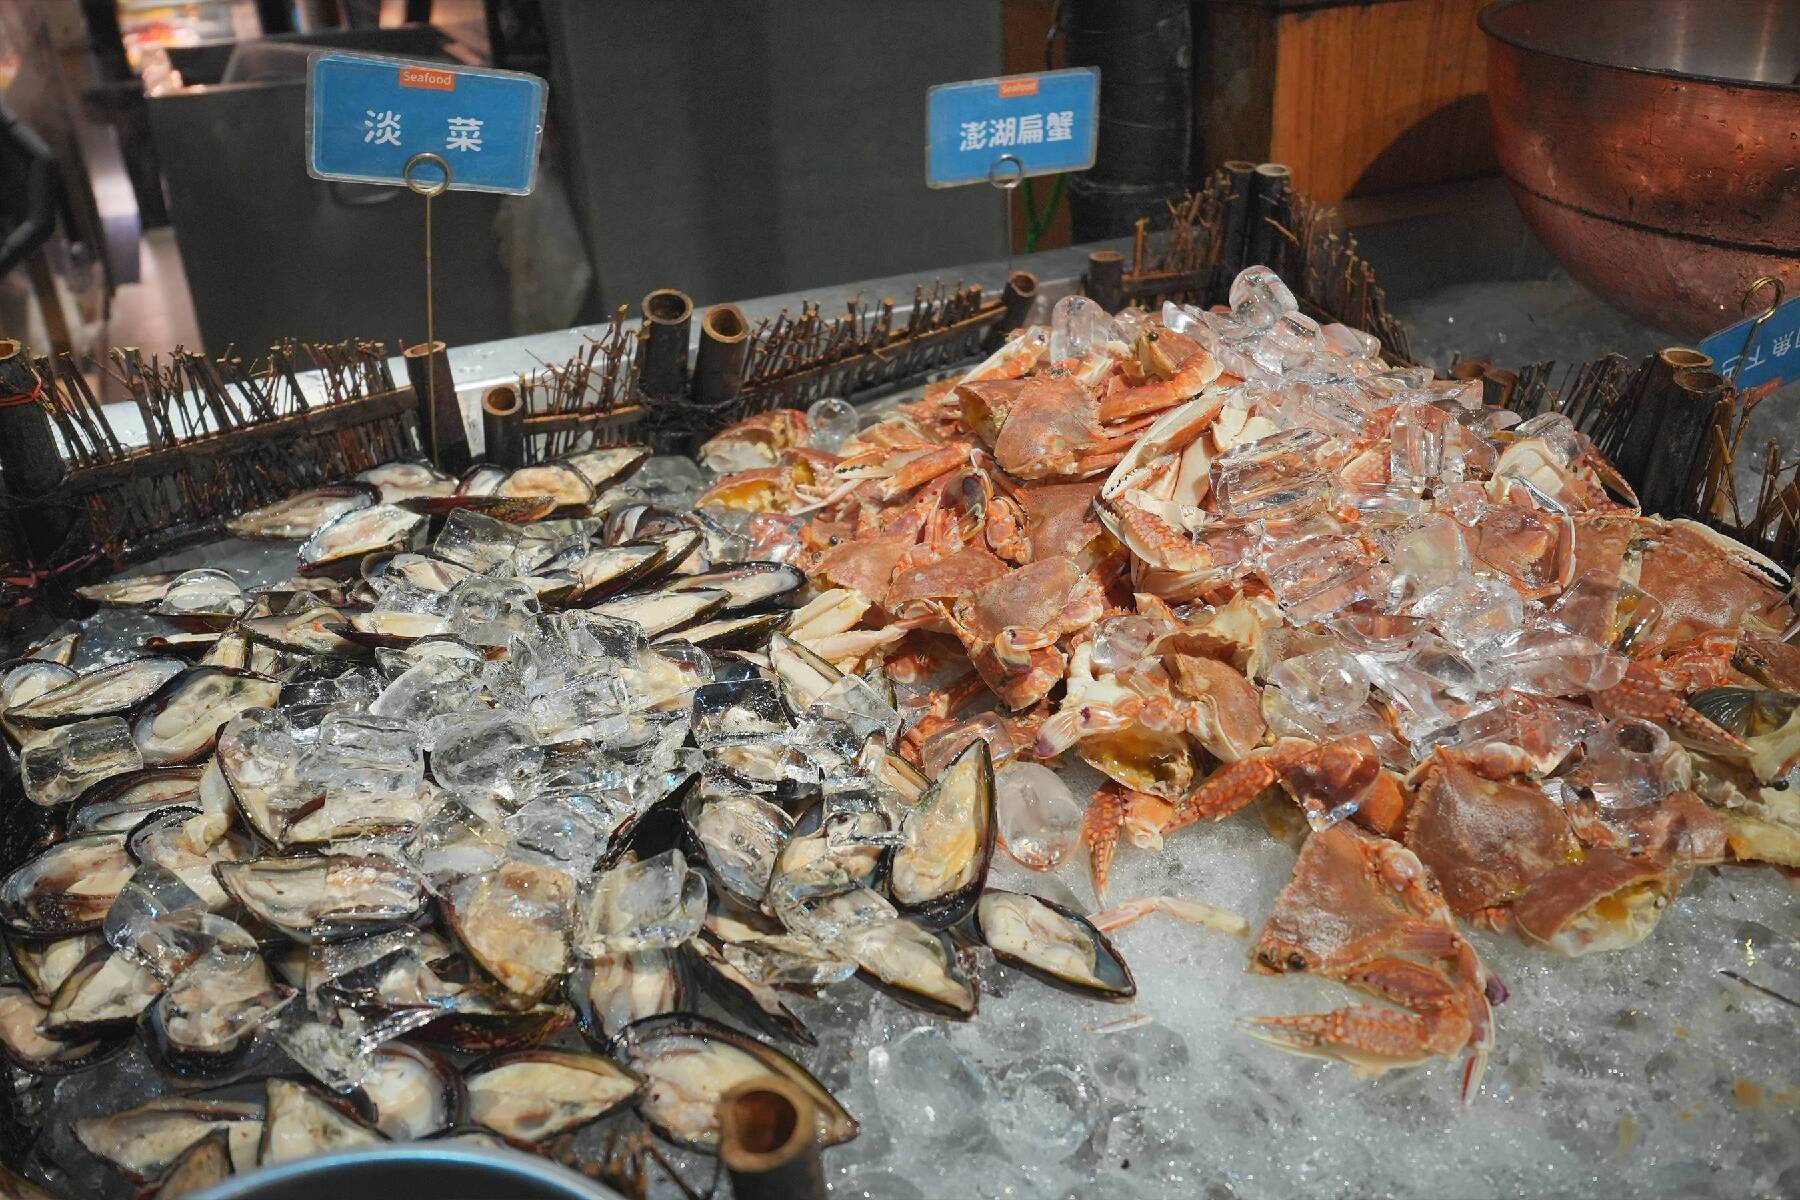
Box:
(1480, 0, 1800, 341)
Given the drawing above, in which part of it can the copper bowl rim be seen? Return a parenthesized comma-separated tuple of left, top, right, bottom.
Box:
(1478, 0, 1800, 95)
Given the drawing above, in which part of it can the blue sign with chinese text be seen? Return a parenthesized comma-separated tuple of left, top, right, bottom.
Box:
(1699, 293, 1800, 393)
(926, 68, 1099, 188)
(308, 52, 546, 195)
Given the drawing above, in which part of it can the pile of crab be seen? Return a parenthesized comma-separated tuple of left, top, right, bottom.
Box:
(694, 267, 1800, 1096)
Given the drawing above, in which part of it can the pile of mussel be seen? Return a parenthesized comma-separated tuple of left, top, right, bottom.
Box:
(0, 449, 1135, 1199)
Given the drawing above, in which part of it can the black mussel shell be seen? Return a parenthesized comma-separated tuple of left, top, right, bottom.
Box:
(888, 739, 995, 929)
(612, 1013, 856, 1152)
(0, 983, 127, 1075)
(132, 668, 281, 767)
(566, 948, 690, 1050)
(67, 766, 204, 834)
(970, 890, 1136, 1000)
(462, 1049, 641, 1144)
(43, 946, 163, 1038)
(361, 1042, 468, 1139)
(683, 938, 815, 1047)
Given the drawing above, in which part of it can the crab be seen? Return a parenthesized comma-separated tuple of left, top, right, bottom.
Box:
(696, 408, 812, 474)
(939, 556, 1108, 711)
(1245, 821, 1494, 1099)
(1404, 748, 1726, 956)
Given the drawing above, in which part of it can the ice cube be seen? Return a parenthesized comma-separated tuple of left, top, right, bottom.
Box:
(1409, 574, 1524, 653)
(807, 397, 859, 453)
(691, 677, 789, 747)
(994, 761, 1083, 870)
(1210, 429, 1335, 523)
(1228, 265, 1299, 331)
(406, 795, 509, 891)
(502, 792, 612, 876)
(370, 655, 488, 741)
(1482, 626, 1626, 697)
(298, 712, 424, 799)
(1049, 295, 1118, 363)
(1548, 570, 1664, 653)
(578, 849, 707, 956)
(21, 716, 143, 807)
(433, 509, 526, 574)
(158, 568, 247, 620)
(527, 669, 630, 745)
(428, 711, 543, 805)
(1383, 513, 1470, 596)
(1388, 400, 1450, 486)
(447, 576, 541, 648)
(808, 674, 902, 742)
(1272, 648, 1371, 724)
(1090, 615, 1159, 674)
(1579, 718, 1679, 811)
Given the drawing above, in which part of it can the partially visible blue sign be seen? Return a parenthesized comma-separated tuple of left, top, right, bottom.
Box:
(308, 53, 546, 195)
(926, 68, 1099, 188)
(1699, 293, 1800, 393)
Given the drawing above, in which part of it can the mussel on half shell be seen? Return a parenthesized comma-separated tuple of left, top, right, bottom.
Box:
(566, 949, 688, 1048)
(298, 505, 427, 578)
(0, 983, 124, 1075)
(441, 860, 574, 1008)
(971, 890, 1136, 1000)
(463, 1049, 640, 1144)
(361, 1042, 467, 1139)
(132, 668, 280, 766)
(6, 658, 186, 729)
(612, 1014, 857, 1153)
(257, 1077, 386, 1165)
(225, 484, 378, 541)
(214, 855, 428, 942)
(147, 1126, 233, 1199)
(888, 739, 995, 928)
(0, 833, 135, 937)
(73, 1096, 263, 1181)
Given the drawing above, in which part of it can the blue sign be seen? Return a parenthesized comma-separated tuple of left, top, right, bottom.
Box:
(1699, 292, 1800, 393)
(926, 68, 1099, 188)
(307, 53, 546, 195)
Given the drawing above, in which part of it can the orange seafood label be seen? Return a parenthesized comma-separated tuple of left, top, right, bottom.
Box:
(399, 66, 456, 92)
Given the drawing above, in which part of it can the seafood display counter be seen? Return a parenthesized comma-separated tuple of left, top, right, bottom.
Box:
(0, 258, 1795, 1200)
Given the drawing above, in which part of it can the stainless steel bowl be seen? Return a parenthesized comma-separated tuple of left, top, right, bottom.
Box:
(1480, 0, 1800, 340)
(188, 1145, 623, 1200)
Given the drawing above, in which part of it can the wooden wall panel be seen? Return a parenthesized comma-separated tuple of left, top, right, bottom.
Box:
(1267, 0, 1495, 200)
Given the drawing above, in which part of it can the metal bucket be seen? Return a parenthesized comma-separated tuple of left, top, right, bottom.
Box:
(188, 1146, 623, 1200)
(1480, 0, 1800, 340)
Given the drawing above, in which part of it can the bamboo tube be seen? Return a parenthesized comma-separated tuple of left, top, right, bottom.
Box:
(693, 304, 750, 405)
(1617, 347, 1712, 500)
(0, 339, 71, 562)
(481, 385, 524, 468)
(1211, 161, 1256, 302)
(402, 341, 470, 473)
(1246, 162, 1292, 273)
(1637, 365, 1725, 517)
(1085, 250, 1125, 313)
(719, 1076, 825, 1200)
(638, 288, 693, 398)
(984, 270, 1041, 351)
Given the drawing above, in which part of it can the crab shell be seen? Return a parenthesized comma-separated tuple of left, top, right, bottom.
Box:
(1403, 752, 1580, 919)
(1511, 850, 1678, 956)
(697, 409, 811, 475)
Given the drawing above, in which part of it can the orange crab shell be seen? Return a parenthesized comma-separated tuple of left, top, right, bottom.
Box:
(1403, 752, 1580, 918)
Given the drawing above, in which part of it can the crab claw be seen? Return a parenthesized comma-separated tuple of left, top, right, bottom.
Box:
(1237, 1005, 1452, 1077)
(1083, 783, 1128, 901)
